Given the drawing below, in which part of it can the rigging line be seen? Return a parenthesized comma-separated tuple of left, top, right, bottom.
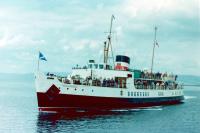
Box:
(150, 26, 158, 74)
(109, 15, 115, 67)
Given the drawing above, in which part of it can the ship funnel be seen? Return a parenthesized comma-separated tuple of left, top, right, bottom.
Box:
(115, 55, 130, 71)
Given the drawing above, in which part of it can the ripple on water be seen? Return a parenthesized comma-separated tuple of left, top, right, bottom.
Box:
(184, 95, 197, 100)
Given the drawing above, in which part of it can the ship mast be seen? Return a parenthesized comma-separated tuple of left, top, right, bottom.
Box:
(104, 15, 115, 67)
(150, 26, 158, 74)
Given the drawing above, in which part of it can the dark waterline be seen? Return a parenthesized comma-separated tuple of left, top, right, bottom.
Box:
(0, 74, 200, 133)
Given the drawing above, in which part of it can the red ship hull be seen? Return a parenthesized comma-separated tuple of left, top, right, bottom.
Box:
(37, 92, 184, 113)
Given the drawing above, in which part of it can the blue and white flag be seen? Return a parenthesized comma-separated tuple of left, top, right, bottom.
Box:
(39, 52, 47, 61)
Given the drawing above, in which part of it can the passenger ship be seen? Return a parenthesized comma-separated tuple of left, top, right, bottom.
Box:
(35, 16, 184, 113)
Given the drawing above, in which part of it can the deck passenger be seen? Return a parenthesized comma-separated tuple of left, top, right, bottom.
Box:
(161, 82, 165, 89)
(111, 78, 115, 87)
(175, 75, 178, 81)
(156, 82, 160, 89)
(103, 79, 106, 87)
(151, 81, 155, 89)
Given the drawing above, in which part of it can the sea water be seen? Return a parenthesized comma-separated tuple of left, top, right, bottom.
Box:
(0, 74, 200, 133)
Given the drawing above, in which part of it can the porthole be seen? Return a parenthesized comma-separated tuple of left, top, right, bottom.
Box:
(92, 90, 94, 92)
(120, 90, 123, 96)
(82, 89, 84, 91)
(134, 92, 136, 96)
(128, 92, 130, 96)
(131, 92, 133, 96)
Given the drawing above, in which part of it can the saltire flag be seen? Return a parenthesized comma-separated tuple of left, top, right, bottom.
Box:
(112, 14, 115, 19)
(154, 26, 159, 47)
(39, 52, 47, 61)
(156, 42, 159, 47)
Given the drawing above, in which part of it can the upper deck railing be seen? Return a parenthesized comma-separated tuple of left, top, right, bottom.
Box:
(46, 73, 182, 90)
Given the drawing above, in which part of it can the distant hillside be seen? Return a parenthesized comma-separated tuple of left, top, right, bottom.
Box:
(178, 75, 200, 85)
(0, 73, 34, 82)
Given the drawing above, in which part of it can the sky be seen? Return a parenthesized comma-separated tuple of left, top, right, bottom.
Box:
(0, 0, 199, 75)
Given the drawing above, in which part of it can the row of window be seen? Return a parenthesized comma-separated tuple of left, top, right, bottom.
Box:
(128, 91, 150, 97)
(158, 92, 164, 96)
(172, 91, 182, 96)
(66, 88, 150, 97)
(88, 64, 104, 69)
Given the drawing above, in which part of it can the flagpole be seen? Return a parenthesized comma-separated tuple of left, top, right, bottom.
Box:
(150, 26, 157, 75)
(37, 51, 40, 72)
(37, 59, 40, 71)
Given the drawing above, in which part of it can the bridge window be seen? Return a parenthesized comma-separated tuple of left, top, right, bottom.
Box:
(89, 64, 92, 69)
(99, 64, 104, 69)
(94, 64, 98, 69)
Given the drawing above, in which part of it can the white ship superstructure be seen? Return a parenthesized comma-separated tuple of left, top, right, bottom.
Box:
(35, 16, 184, 113)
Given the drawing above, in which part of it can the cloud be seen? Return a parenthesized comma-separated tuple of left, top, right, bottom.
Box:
(0, 0, 199, 75)
(0, 31, 45, 49)
(120, 0, 199, 18)
(61, 39, 101, 51)
(0, 30, 9, 48)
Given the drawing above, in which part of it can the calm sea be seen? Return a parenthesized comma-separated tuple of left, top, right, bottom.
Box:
(0, 74, 200, 133)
